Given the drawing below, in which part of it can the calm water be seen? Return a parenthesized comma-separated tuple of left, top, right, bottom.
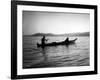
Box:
(23, 36, 90, 68)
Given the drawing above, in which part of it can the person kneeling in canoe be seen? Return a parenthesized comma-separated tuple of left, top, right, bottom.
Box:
(65, 37, 69, 42)
(41, 36, 48, 46)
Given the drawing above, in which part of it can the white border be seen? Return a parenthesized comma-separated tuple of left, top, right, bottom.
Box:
(17, 5, 94, 75)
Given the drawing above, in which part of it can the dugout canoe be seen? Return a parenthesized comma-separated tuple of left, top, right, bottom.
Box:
(37, 38, 77, 47)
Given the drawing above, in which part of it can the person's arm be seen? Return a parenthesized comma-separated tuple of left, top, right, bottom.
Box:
(45, 39, 49, 41)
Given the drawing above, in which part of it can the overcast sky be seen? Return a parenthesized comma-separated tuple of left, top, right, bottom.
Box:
(23, 11, 90, 35)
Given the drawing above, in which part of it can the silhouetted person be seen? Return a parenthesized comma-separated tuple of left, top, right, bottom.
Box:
(41, 36, 48, 46)
(65, 37, 69, 42)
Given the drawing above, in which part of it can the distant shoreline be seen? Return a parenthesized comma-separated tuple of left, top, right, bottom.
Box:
(23, 32, 90, 37)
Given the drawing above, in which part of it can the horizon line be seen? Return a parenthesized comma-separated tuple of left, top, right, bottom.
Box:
(23, 32, 90, 35)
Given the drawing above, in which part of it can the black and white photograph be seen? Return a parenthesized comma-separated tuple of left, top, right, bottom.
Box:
(23, 11, 90, 69)
(11, 1, 97, 79)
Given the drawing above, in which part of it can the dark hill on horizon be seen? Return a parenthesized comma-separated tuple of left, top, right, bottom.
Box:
(31, 32, 89, 36)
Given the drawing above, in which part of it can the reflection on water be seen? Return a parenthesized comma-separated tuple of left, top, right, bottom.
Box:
(23, 36, 90, 69)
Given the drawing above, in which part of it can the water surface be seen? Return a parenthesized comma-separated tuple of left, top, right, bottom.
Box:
(23, 36, 90, 68)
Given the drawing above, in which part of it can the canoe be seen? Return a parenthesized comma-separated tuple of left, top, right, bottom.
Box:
(37, 38, 77, 47)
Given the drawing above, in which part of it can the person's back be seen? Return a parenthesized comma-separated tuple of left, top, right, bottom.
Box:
(65, 37, 69, 42)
